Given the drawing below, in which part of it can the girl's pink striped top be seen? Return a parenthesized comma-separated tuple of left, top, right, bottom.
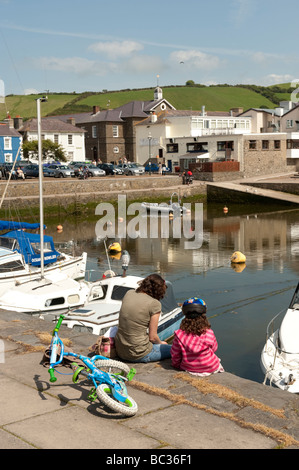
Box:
(171, 328, 220, 374)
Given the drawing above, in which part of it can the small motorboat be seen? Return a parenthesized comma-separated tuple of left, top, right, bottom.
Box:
(141, 192, 189, 216)
(261, 282, 299, 393)
(0, 220, 87, 295)
(61, 275, 183, 342)
(0, 272, 92, 314)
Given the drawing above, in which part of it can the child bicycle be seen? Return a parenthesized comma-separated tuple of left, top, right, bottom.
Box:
(47, 315, 138, 417)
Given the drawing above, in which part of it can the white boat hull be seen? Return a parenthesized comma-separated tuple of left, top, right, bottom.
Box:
(61, 275, 183, 341)
(0, 248, 87, 297)
(0, 273, 91, 314)
(261, 330, 299, 393)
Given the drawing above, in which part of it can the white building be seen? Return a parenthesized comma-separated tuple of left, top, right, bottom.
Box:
(18, 118, 86, 162)
(135, 107, 252, 171)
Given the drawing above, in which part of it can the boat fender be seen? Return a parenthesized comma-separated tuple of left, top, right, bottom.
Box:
(102, 270, 116, 279)
(231, 251, 246, 263)
(108, 242, 121, 252)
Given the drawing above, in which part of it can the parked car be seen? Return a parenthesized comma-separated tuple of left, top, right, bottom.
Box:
(97, 163, 117, 175)
(144, 163, 170, 173)
(86, 164, 105, 177)
(23, 164, 39, 178)
(43, 164, 61, 177)
(72, 163, 105, 177)
(123, 163, 145, 176)
(54, 165, 75, 178)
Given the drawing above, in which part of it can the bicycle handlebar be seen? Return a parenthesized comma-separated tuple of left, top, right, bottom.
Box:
(48, 367, 57, 383)
(52, 315, 65, 336)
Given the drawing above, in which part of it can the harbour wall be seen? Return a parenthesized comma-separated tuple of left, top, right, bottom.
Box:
(0, 176, 207, 209)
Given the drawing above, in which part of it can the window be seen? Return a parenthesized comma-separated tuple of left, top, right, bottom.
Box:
(92, 126, 97, 138)
(4, 137, 11, 150)
(167, 143, 178, 153)
(4, 153, 12, 162)
(262, 140, 269, 150)
(54, 134, 59, 144)
(286, 120, 293, 129)
(249, 140, 257, 150)
(274, 140, 281, 149)
(112, 125, 118, 137)
(68, 134, 73, 145)
(187, 142, 208, 152)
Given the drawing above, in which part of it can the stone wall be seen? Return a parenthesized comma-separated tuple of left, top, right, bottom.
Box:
(0, 175, 206, 208)
(242, 135, 296, 177)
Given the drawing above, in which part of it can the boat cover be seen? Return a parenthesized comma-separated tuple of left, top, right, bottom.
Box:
(0, 230, 60, 266)
(0, 220, 45, 231)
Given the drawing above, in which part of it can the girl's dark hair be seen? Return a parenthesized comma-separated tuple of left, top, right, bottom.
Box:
(180, 313, 211, 335)
(136, 273, 166, 300)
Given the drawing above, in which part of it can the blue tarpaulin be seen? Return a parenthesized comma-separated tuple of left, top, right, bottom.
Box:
(0, 220, 45, 231)
(0, 228, 60, 267)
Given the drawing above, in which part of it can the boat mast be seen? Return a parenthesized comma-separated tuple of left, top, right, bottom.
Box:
(36, 96, 48, 279)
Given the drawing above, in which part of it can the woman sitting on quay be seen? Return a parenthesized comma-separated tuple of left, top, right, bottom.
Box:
(115, 274, 171, 363)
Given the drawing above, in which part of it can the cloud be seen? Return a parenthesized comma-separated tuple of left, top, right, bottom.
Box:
(170, 50, 222, 71)
(24, 88, 39, 95)
(264, 73, 293, 85)
(88, 40, 143, 59)
(34, 56, 101, 76)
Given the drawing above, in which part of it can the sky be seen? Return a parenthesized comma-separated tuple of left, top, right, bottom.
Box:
(1, 0, 299, 96)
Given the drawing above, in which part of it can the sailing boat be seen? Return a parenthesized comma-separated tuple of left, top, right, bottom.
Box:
(0, 97, 88, 311)
(0, 98, 87, 296)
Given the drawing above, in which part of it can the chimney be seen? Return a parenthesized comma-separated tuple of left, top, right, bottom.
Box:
(4, 117, 14, 128)
(201, 105, 206, 116)
(93, 105, 100, 114)
(67, 117, 76, 126)
(14, 115, 23, 130)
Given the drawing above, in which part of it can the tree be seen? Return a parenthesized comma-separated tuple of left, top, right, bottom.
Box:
(22, 139, 67, 162)
(186, 80, 195, 86)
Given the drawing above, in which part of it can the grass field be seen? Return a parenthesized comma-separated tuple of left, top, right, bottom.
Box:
(0, 84, 284, 121)
(0, 93, 79, 120)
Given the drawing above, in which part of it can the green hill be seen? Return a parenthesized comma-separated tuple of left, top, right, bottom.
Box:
(0, 84, 292, 121)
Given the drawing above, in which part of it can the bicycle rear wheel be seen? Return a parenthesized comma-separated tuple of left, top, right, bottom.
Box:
(96, 383, 138, 416)
(94, 359, 131, 377)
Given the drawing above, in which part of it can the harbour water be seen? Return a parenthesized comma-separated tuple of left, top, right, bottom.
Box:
(47, 202, 299, 385)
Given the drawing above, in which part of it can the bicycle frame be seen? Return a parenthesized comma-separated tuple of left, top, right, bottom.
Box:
(48, 315, 133, 405)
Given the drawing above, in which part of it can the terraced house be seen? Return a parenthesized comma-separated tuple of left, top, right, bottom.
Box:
(14, 117, 86, 162)
(0, 119, 22, 163)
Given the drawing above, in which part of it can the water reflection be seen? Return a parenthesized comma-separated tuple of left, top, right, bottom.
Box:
(47, 205, 299, 384)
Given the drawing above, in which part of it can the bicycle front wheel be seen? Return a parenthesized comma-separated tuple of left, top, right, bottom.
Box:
(96, 383, 138, 416)
(94, 359, 131, 377)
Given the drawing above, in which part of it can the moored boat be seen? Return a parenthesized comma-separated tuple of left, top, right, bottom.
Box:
(261, 282, 299, 393)
(61, 275, 183, 341)
(141, 192, 189, 216)
(0, 220, 87, 295)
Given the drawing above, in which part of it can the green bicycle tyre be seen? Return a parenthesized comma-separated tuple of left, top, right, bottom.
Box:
(94, 359, 131, 377)
(96, 383, 138, 416)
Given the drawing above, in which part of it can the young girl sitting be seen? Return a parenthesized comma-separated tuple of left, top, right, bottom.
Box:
(171, 297, 224, 376)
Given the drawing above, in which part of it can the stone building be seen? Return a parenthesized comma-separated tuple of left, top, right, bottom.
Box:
(51, 87, 175, 163)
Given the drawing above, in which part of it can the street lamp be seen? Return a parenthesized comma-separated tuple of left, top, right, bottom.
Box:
(148, 133, 152, 175)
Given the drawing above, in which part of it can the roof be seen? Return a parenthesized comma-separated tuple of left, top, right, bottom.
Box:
(44, 98, 176, 125)
(0, 124, 22, 137)
(18, 118, 86, 133)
